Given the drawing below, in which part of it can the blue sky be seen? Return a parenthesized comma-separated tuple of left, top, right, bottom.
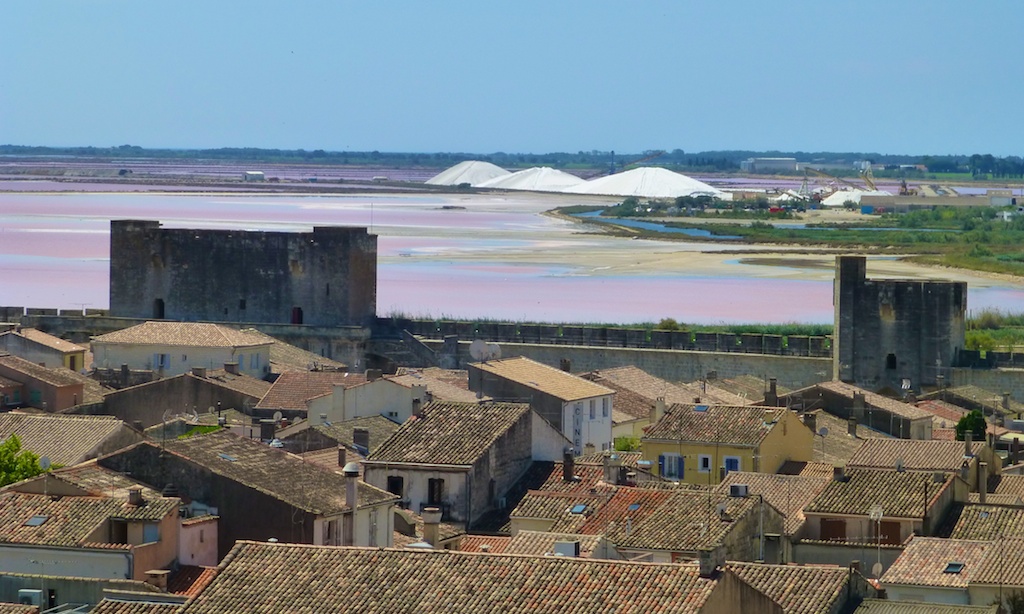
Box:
(3, 1, 1022, 156)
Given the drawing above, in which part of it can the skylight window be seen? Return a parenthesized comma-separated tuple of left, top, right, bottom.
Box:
(694, 405, 709, 412)
(24, 515, 48, 527)
(569, 504, 587, 515)
(218, 453, 237, 462)
(627, 503, 641, 512)
(944, 562, 965, 574)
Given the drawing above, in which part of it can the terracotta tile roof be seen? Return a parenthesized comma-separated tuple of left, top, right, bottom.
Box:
(805, 468, 954, 519)
(93, 322, 271, 349)
(948, 504, 1024, 540)
(932, 428, 956, 441)
(511, 490, 610, 523)
(0, 353, 83, 387)
(805, 410, 889, 464)
(578, 488, 673, 536)
(168, 565, 217, 598)
(367, 401, 531, 465)
(586, 366, 749, 406)
(643, 404, 781, 447)
(0, 605, 39, 614)
(536, 463, 614, 493)
(297, 446, 351, 469)
(0, 413, 133, 465)
(916, 399, 969, 425)
(579, 376, 652, 420)
(504, 531, 603, 557)
(881, 536, 989, 588)
(855, 599, 998, 614)
(969, 537, 1024, 586)
(777, 461, 836, 478)
(192, 369, 271, 400)
(990, 474, 1024, 499)
(815, 381, 932, 420)
(727, 562, 854, 614)
(55, 367, 112, 405)
(255, 371, 366, 411)
(90, 601, 183, 614)
(967, 493, 1024, 506)
(311, 416, 401, 454)
(179, 541, 718, 614)
(611, 490, 758, 552)
(942, 385, 1024, 415)
(389, 368, 482, 403)
(471, 357, 613, 402)
(238, 329, 347, 372)
(0, 491, 177, 547)
(717, 472, 830, 535)
(35, 459, 163, 500)
(847, 439, 981, 473)
(15, 328, 87, 353)
(576, 451, 644, 468)
(142, 430, 397, 514)
(459, 534, 511, 553)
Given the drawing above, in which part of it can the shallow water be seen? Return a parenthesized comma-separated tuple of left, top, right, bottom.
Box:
(1, 191, 1021, 324)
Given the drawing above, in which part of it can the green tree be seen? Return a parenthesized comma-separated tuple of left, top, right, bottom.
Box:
(955, 410, 987, 442)
(0, 434, 48, 487)
(614, 435, 640, 452)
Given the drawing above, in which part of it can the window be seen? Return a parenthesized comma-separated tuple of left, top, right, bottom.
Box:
(387, 476, 404, 498)
(24, 515, 48, 527)
(602, 397, 609, 418)
(237, 354, 244, 369)
(944, 562, 965, 574)
(659, 454, 684, 479)
(724, 456, 740, 475)
(181, 354, 187, 363)
(153, 298, 165, 319)
(427, 478, 445, 505)
(152, 353, 169, 369)
(250, 354, 259, 369)
(143, 523, 159, 543)
(325, 519, 338, 546)
(886, 353, 897, 369)
(589, 400, 596, 419)
(698, 455, 712, 473)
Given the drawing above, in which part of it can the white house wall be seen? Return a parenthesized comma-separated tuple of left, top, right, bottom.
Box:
(0, 545, 131, 579)
(91, 343, 270, 379)
(562, 395, 614, 454)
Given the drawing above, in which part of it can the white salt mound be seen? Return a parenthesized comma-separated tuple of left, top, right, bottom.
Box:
(425, 161, 510, 186)
(477, 167, 583, 191)
(820, 188, 892, 207)
(562, 167, 727, 199)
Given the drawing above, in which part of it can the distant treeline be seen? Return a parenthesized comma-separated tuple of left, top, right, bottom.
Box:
(2, 144, 1022, 176)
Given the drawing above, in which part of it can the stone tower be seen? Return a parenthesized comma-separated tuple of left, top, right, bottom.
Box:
(110, 220, 376, 327)
(833, 256, 966, 391)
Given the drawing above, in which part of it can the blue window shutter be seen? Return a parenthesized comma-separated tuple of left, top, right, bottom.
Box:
(677, 456, 684, 478)
(658, 455, 666, 476)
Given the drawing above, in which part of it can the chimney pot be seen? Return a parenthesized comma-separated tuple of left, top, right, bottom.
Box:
(560, 358, 571, 373)
(337, 445, 346, 468)
(128, 487, 144, 506)
(223, 362, 239, 375)
(562, 448, 575, 482)
(353, 427, 370, 454)
(144, 569, 169, 592)
(191, 366, 207, 378)
(422, 506, 442, 547)
(833, 465, 847, 482)
(847, 417, 858, 437)
(412, 398, 423, 418)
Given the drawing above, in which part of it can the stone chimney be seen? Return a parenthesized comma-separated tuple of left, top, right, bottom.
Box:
(965, 432, 974, 457)
(120, 363, 130, 387)
(422, 507, 442, 547)
(652, 397, 666, 424)
(765, 378, 779, 406)
(412, 397, 423, 418)
(353, 428, 370, 454)
(560, 358, 571, 373)
(847, 417, 858, 437)
(803, 412, 817, 434)
(342, 462, 360, 546)
(259, 419, 275, 442)
(833, 465, 847, 482)
(128, 486, 144, 506)
(191, 366, 207, 378)
(698, 546, 724, 578)
(223, 362, 239, 375)
(979, 462, 988, 504)
(852, 392, 866, 420)
(584, 443, 596, 457)
(763, 409, 776, 424)
(144, 569, 169, 592)
(562, 448, 575, 482)
(337, 444, 346, 468)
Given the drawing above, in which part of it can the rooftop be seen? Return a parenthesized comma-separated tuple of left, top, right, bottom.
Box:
(471, 357, 613, 402)
(92, 322, 272, 348)
(643, 404, 785, 447)
(368, 401, 533, 466)
(0, 352, 83, 387)
(0, 491, 177, 547)
(610, 490, 759, 552)
(238, 329, 347, 373)
(805, 468, 954, 519)
(813, 381, 932, 421)
(880, 536, 989, 589)
(503, 530, 603, 557)
(114, 430, 396, 515)
(0, 413, 133, 466)
(716, 472, 830, 535)
(584, 366, 750, 407)
(178, 541, 718, 614)
(948, 504, 1024, 540)
(255, 371, 367, 411)
(847, 438, 982, 472)
(9, 327, 86, 353)
(855, 600, 998, 614)
(727, 561, 858, 614)
(389, 368, 482, 403)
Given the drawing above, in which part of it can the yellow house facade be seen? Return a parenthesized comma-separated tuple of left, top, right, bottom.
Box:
(641, 404, 813, 486)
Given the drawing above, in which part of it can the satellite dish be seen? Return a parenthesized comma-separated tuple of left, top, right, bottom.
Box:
(869, 504, 884, 521)
(273, 411, 283, 422)
(818, 427, 829, 437)
(486, 343, 501, 360)
(208, 406, 216, 414)
(39, 456, 51, 470)
(871, 562, 883, 578)
(469, 339, 489, 361)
